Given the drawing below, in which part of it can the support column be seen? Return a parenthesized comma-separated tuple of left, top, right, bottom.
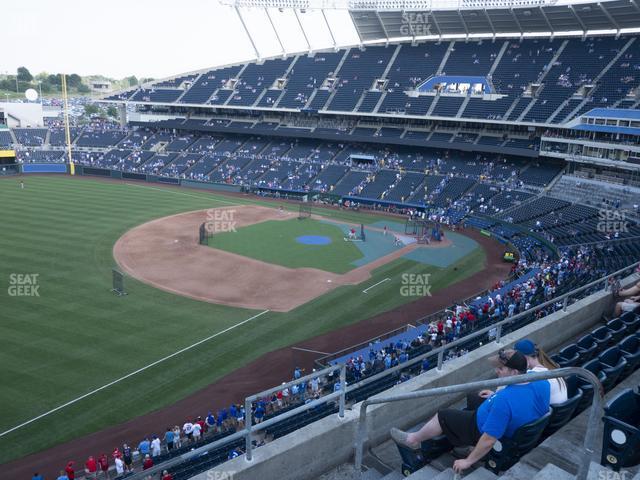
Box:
(266, 7, 286, 57)
(294, 9, 311, 52)
(236, 6, 261, 60)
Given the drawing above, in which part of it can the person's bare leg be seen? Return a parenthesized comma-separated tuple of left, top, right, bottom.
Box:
(406, 414, 443, 445)
(614, 302, 623, 317)
(619, 282, 640, 298)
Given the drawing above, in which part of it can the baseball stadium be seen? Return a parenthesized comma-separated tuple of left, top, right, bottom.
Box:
(2, 0, 640, 479)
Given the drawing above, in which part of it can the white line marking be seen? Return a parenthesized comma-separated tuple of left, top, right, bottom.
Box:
(291, 347, 331, 355)
(362, 277, 391, 294)
(0, 309, 270, 438)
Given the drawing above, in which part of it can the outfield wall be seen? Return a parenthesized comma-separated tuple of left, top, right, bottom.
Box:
(196, 273, 639, 480)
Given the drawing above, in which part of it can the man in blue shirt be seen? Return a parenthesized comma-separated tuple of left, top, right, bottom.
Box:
(138, 437, 151, 457)
(391, 350, 549, 474)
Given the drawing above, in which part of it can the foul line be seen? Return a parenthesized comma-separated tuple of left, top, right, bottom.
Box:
(362, 277, 391, 294)
(0, 309, 270, 438)
(291, 347, 331, 355)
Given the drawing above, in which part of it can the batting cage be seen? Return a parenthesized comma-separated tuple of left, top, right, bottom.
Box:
(111, 268, 127, 296)
(298, 203, 312, 220)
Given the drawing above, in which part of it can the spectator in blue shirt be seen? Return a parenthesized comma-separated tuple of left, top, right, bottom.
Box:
(138, 437, 151, 457)
(390, 350, 549, 474)
(164, 427, 175, 451)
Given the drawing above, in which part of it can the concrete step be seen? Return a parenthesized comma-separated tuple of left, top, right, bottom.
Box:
(380, 471, 405, 480)
(405, 464, 441, 479)
(533, 464, 574, 480)
(465, 467, 498, 480)
(430, 453, 458, 472)
(361, 468, 385, 480)
(499, 462, 540, 480)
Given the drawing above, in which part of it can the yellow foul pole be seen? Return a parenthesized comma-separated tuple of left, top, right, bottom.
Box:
(61, 74, 74, 173)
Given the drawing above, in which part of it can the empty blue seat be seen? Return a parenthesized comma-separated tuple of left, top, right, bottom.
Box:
(577, 335, 599, 362)
(558, 344, 581, 366)
(543, 389, 583, 437)
(601, 388, 640, 470)
(582, 359, 614, 393)
(618, 335, 640, 378)
(620, 313, 640, 333)
(485, 412, 551, 473)
(592, 326, 614, 351)
(606, 318, 627, 343)
(598, 346, 628, 386)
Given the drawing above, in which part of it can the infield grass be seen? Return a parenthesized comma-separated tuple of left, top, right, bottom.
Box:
(0, 176, 485, 464)
(208, 218, 363, 273)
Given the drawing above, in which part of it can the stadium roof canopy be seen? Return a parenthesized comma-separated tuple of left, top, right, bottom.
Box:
(352, 0, 640, 41)
(221, 0, 640, 42)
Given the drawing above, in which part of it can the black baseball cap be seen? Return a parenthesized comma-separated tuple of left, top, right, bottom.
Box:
(488, 349, 528, 373)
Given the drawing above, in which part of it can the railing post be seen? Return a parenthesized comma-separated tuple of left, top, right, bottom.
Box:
(562, 296, 568, 312)
(339, 364, 346, 418)
(436, 349, 444, 371)
(244, 398, 253, 462)
(495, 324, 503, 344)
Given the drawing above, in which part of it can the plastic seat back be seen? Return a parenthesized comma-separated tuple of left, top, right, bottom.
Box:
(619, 335, 640, 378)
(607, 318, 627, 343)
(592, 326, 613, 350)
(544, 389, 583, 437)
(620, 313, 640, 333)
(558, 344, 581, 367)
(577, 335, 598, 362)
(485, 412, 551, 473)
(601, 388, 640, 470)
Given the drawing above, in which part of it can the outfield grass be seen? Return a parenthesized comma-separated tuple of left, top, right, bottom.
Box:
(208, 218, 363, 273)
(0, 176, 485, 464)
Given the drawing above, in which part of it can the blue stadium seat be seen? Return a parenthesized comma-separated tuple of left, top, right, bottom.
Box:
(582, 359, 615, 393)
(485, 412, 551, 473)
(557, 344, 582, 366)
(542, 389, 583, 437)
(600, 388, 640, 471)
(576, 335, 599, 362)
(620, 313, 640, 333)
(396, 434, 453, 476)
(606, 318, 628, 343)
(618, 335, 640, 378)
(597, 346, 628, 385)
(592, 326, 614, 350)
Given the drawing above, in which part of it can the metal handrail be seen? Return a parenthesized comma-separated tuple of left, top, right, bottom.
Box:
(354, 367, 604, 480)
(123, 261, 638, 480)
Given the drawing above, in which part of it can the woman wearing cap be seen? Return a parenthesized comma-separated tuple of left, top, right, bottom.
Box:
(514, 339, 568, 405)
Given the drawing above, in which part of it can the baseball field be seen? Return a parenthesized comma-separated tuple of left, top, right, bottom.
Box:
(0, 175, 508, 477)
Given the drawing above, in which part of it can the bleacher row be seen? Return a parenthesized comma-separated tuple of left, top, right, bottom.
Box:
(11, 124, 640, 250)
(106, 36, 640, 125)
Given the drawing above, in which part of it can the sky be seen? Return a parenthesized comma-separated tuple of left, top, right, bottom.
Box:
(5, 0, 359, 80)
